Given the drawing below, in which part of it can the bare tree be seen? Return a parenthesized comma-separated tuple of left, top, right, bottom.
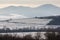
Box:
(34, 32, 41, 40)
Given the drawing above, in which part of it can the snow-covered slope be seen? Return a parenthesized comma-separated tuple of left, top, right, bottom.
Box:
(0, 18, 52, 30)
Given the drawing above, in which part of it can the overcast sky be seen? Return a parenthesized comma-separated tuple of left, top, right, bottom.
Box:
(0, 0, 60, 8)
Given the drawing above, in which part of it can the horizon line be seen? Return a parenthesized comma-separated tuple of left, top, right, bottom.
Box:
(0, 4, 60, 8)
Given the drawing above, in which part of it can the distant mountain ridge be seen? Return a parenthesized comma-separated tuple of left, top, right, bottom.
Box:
(0, 4, 60, 17)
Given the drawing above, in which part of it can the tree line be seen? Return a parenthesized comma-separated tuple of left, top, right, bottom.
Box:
(0, 32, 60, 40)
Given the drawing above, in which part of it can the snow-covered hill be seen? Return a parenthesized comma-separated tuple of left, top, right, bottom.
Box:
(0, 18, 52, 30)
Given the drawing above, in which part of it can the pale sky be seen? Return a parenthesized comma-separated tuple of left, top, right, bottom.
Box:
(0, 0, 60, 8)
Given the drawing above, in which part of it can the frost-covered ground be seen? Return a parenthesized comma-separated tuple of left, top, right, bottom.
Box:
(0, 18, 52, 39)
(0, 18, 52, 30)
(0, 18, 58, 39)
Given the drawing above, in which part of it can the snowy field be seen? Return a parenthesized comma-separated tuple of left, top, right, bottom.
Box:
(0, 18, 59, 39)
(0, 18, 52, 30)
